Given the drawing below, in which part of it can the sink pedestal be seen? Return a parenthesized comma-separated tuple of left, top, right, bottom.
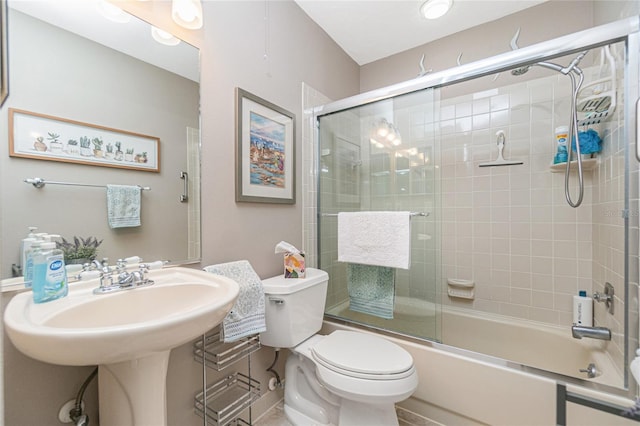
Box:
(99, 351, 171, 426)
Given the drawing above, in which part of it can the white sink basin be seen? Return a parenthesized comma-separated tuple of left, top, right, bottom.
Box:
(4, 266, 239, 366)
(4, 266, 240, 426)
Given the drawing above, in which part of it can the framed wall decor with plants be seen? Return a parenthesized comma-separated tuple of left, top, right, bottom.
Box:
(9, 108, 160, 172)
(235, 88, 295, 204)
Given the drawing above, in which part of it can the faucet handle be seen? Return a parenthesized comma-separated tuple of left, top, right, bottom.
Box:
(116, 259, 128, 272)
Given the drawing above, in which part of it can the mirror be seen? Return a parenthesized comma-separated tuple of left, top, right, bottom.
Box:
(0, 0, 7, 107)
(0, 1, 201, 278)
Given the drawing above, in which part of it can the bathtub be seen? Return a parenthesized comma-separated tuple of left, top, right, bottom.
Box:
(441, 306, 623, 388)
(320, 318, 634, 426)
(326, 300, 623, 388)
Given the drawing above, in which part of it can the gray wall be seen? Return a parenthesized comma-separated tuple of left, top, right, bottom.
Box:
(199, 1, 359, 278)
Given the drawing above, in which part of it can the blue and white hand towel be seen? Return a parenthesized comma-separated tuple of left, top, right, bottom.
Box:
(347, 263, 395, 319)
(204, 260, 266, 342)
(106, 184, 141, 228)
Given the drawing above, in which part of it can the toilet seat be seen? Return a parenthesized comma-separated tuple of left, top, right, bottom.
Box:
(311, 330, 415, 380)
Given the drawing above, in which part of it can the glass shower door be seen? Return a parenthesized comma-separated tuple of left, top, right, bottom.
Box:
(318, 88, 442, 343)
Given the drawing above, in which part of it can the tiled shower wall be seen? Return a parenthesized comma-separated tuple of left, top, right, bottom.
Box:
(440, 72, 594, 325)
(439, 58, 633, 373)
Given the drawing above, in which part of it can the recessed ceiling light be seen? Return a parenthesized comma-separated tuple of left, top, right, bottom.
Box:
(420, 0, 453, 20)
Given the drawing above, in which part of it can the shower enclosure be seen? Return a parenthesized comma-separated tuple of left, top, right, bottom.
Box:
(307, 16, 640, 394)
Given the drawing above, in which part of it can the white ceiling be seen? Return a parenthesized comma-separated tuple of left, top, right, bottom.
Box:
(294, 0, 547, 65)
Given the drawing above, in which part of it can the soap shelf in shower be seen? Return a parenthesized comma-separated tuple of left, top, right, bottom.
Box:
(549, 158, 598, 173)
(447, 278, 475, 300)
(193, 331, 261, 371)
(194, 372, 260, 426)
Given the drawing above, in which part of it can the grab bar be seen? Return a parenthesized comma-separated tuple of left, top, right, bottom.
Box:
(24, 177, 150, 191)
(180, 171, 189, 203)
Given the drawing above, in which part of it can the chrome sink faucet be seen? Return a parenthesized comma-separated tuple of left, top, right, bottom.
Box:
(93, 258, 155, 294)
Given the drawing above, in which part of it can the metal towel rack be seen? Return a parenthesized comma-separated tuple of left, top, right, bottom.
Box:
(24, 177, 151, 191)
(321, 211, 428, 217)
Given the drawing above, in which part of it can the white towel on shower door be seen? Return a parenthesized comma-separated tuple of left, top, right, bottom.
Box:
(338, 211, 411, 269)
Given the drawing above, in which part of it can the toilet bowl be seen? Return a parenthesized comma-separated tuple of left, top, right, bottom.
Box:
(260, 268, 418, 426)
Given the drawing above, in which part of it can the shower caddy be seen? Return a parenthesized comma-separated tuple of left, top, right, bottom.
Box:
(193, 327, 261, 426)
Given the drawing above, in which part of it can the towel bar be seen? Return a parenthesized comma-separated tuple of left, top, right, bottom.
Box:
(24, 177, 150, 191)
(321, 211, 428, 217)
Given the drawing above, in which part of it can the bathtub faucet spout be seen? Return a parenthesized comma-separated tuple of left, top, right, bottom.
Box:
(571, 325, 611, 340)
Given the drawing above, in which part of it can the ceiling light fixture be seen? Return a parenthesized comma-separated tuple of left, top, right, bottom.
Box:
(151, 27, 181, 46)
(171, 0, 203, 30)
(420, 0, 453, 20)
(96, 0, 131, 24)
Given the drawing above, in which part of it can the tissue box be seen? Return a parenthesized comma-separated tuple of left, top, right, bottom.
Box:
(284, 252, 305, 278)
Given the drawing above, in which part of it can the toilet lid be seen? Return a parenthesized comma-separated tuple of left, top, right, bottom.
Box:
(311, 331, 414, 378)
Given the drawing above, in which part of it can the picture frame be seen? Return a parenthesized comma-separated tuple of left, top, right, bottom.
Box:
(0, 0, 8, 107)
(235, 88, 295, 204)
(9, 108, 160, 172)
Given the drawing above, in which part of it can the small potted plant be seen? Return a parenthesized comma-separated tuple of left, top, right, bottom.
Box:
(92, 137, 104, 158)
(105, 142, 114, 160)
(134, 152, 148, 163)
(79, 136, 93, 157)
(48, 132, 63, 153)
(67, 139, 79, 155)
(33, 136, 47, 152)
(125, 148, 134, 162)
(115, 141, 124, 161)
(57, 236, 103, 265)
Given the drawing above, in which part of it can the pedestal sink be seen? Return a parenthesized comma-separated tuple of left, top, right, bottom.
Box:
(4, 266, 239, 426)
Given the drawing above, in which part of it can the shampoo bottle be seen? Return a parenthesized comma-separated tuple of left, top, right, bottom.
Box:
(573, 290, 593, 327)
(554, 126, 569, 164)
(32, 241, 68, 303)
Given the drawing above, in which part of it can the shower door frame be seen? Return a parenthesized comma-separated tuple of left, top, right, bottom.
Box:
(313, 16, 640, 397)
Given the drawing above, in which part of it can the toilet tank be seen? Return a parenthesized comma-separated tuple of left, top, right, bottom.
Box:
(260, 268, 328, 348)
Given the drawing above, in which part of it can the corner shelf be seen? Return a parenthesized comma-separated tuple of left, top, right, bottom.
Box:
(549, 158, 598, 173)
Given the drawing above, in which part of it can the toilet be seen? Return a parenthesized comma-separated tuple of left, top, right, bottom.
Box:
(260, 268, 418, 426)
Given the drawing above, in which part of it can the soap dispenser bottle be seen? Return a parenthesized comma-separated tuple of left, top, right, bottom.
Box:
(32, 241, 68, 303)
(20, 226, 38, 275)
(23, 240, 43, 289)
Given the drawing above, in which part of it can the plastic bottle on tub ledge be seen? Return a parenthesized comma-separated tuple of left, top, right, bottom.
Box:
(573, 290, 593, 327)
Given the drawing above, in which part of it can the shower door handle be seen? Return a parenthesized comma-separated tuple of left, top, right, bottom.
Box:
(269, 297, 285, 305)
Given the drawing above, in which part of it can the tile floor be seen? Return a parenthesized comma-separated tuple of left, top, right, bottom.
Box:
(253, 401, 443, 426)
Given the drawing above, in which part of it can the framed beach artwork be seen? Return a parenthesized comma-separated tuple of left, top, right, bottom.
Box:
(9, 108, 160, 172)
(235, 88, 295, 204)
